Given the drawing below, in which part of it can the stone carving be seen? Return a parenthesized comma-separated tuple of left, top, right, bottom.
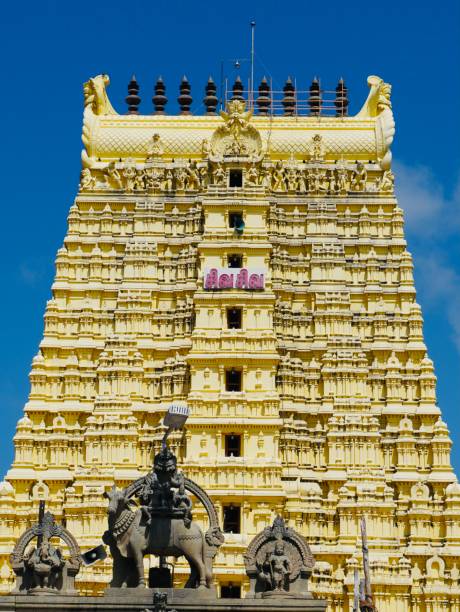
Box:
(286, 167, 298, 192)
(246, 163, 259, 186)
(211, 162, 226, 186)
(174, 167, 187, 191)
(83, 74, 117, 116)
(147, 134, 164, 160)
(152, 592, 178, 612)
(103, 447, 224, 589)
(244, 516, 315, 598)
(336, 160, 349, 194)
(104, 161, 123, 190)
(10, 502, 81, 595)
(80, 168, 96, 191)
(308, 134, 327, 162)
(80, 157, 387, 198)
(378, 169, 394, 193)
(201, 139, 211, 158)
(356, 75, 392, 118)
(258, 540, 292, 592)
(356, 75, 395, 170)
(211, 100, 262, 158)
(350, 162, 367, 191)
(271, 162, 286, 192)
(185, 162, 201, 191)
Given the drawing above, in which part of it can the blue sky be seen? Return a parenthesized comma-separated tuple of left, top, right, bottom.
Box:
(0, 0, 459, 476)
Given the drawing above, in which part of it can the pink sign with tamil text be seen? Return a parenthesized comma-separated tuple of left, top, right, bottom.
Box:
(204, 268, 265, 290)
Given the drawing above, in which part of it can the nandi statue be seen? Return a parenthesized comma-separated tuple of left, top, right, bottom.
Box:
(103, 446, 224, 590)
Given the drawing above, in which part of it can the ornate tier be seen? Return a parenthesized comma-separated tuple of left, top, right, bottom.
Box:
(82, 75, 395, 169)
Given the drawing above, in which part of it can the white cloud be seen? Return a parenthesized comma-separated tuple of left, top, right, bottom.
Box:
(19, 258, 48, 286)
(394, 162, 447, 236)
(414, 253, 460, 351)
(395, 160, 460, 351)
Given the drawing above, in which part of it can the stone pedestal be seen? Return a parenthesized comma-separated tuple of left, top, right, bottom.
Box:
(0, 590, 327, 611)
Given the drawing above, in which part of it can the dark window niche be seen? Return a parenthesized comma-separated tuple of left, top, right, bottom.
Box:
(221, 584, 241, 598)
(225, 434, 241, 457)
(228, 212, 244, 229)
(228, 253, 243, 268)
(227, 308, 242, 329)
(223, 505, 241, 533)
(229, 169, 243, 187)
(225, 369, 242, 392)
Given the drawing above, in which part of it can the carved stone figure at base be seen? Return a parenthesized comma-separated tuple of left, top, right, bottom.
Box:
(23, 541, 64, 591)
(258, 541, 292, 593)
(103, 447, 224, 590)
(10, 503, 81, 595)
(244, 516, 315, 599)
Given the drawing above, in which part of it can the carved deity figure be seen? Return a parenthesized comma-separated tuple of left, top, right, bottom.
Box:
(297, 169, 307, 193)
(104, 161, 123, 190)
(336, 161, 348, 194)
(138, 448, 192, 527)
(259, 541, 292, 592)
(212, 163, 226, 186)
(24, 540, 64, 590)
(144, 167, 155, 191)
(379, 169, 394, 193)
(317, 169, 329, 193)
(164, 169, 174, 191)
(246, 163, 259, 186)
(175, 168, 187, 191)
(10, 505, 81, 595)
(308, 134, 326, 162)
(211, 98, 262, 159)
(122, 163, 136, 192)
(185, 162, 200, 191)
(351, 162, 367, 191)
(134, 169, 145, 191)
(244, 515, 314, 599)
(80, 168, 96, 191)
(260, 167, 271, 189)
(147, 133, 164, 159)
(328, 169, 338, 194)
(220, 99, 253, 143)
(286, 168, 298, 192)
(225, 139, 248, 156)
(199, 165, 209, 188)
(201, 139, 211, 158)
(307, 168, 322, 194)
(271, 162, 286, 192)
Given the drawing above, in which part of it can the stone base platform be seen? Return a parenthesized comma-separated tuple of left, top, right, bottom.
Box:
(0, 588, 327, 611)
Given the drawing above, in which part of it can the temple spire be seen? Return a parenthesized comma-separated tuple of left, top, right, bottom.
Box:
(282, 76, 296, 116)
(335, 77, 349, 117)
(125, 74, 141, 114)
(152, 76, 167, 115)
(231, 76, 244, 102)
(203, 77, 218, 115)
(308, 76, 321, 116)
(256, 77, 271, 115)
(178, 76, 192, 115)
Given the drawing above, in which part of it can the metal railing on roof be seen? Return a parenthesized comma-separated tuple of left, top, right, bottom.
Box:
(223, 78, 350, 117)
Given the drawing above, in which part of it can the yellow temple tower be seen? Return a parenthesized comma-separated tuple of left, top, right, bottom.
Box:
(1, 72, 459, 610)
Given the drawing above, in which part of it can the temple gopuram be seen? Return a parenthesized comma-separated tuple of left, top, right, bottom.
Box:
(0, 71, 459, 611)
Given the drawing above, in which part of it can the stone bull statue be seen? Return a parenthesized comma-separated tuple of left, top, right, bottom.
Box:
(103, 487, 211, 589)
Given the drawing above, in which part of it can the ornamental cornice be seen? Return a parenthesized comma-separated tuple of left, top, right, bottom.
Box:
(82, 74, 395, 169)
